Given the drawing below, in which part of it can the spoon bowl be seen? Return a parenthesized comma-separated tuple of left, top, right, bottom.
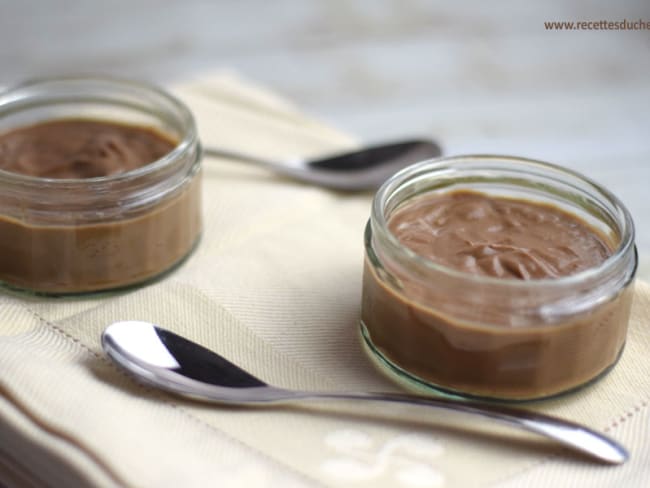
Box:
(203, 139, 442, 191)
(102, 320, 628, 465)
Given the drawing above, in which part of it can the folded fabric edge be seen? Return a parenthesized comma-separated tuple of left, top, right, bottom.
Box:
(0, 391, 123, 488)
(0, 450, 43, 488)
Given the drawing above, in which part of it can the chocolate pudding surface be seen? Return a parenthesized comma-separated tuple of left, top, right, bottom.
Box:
(388, 190, 613, 280)
(0, 118, 175, 178)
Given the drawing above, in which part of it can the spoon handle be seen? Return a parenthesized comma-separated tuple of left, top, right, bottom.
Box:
(202, 146, 352, 189)
(291, 391, 627, 465)
(203, 146, 285, 168)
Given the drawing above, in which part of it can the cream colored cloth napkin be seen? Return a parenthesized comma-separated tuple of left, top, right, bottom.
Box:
(1, 72, 649, 488)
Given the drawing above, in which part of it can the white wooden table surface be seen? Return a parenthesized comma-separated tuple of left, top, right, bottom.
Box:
(2, 0, 650, 278)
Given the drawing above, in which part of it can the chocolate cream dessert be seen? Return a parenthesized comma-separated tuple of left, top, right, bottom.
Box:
(0, 118, 201, 294)
(361, 190, 633, 400)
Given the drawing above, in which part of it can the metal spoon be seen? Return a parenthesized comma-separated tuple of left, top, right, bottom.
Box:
(203, 139, 441, 191)
(101, 321, 628, 465)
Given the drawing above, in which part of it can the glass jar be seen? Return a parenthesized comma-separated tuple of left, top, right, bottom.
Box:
(361, 155, 637, 401)
(0, 76, 202, 295)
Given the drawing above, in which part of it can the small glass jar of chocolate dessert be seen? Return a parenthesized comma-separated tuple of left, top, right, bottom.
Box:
(361, 155, 637, 401)
(0, 77, 202, 295)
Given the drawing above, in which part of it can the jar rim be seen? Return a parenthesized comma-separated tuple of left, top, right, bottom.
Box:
(371, 154, 636, 289)
(0, 75, 198, 188)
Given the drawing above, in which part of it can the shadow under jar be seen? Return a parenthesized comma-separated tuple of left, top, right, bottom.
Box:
(0, 77, 202, 295)
(361, 155, 637, 401)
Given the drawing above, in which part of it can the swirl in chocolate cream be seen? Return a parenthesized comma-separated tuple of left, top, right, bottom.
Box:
(388, 190, 612, 280)
(0, 119, 174, 178)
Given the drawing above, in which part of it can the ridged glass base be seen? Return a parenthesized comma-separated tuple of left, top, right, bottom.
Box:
(359, 320, 624, 404)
